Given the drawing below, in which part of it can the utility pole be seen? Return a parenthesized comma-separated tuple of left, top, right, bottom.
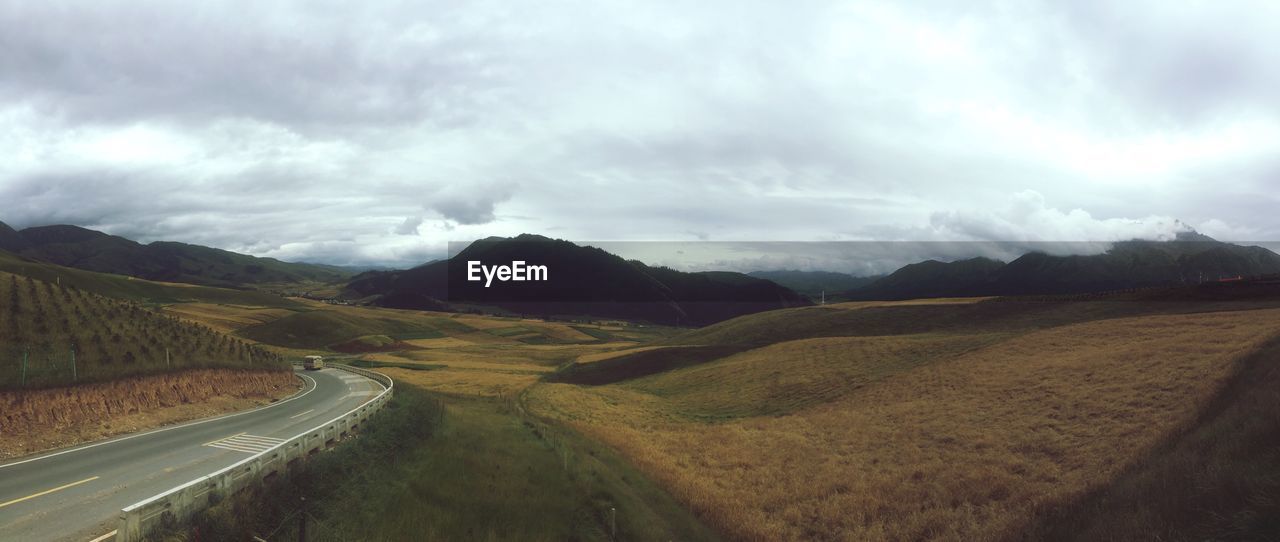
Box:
(21, 348, 27, 386)
(71, 346, 76, 382)
(821, 290, 825, 305)
(166, 348, 171, 369)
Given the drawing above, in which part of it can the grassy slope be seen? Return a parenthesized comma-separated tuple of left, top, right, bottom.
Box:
(232, 302, 677, 352)
(1026, 335, 1280, 540)
(0, 271, 287, 389)
(669, 295, 1278, 349)
(160, 302, 713, 540)
(528, 297, 1280, 540)
(179, 382, 716, 542)
(0, 250, 300, 308)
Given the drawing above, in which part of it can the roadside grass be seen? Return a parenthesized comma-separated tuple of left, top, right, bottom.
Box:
(163, 384, 445, 542)
(527, 308, 1280, 540)
(171, 383, 716, 542)
(381, 366, 543, 398)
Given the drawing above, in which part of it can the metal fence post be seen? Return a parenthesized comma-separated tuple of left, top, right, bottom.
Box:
(71, 346, 77, 382)
(21, 348, 27, 386)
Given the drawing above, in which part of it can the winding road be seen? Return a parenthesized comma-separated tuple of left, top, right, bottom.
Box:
(0, 367, 384, 542)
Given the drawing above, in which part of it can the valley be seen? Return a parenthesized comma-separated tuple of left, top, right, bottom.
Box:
(151, 282, 1280, 541)
(2, 228, 1279, 541)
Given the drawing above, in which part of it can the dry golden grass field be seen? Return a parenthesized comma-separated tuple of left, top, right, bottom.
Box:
(161, 302, 296, 334)
(525, 302, 1280, 541)
(172, 291, 1280, 541)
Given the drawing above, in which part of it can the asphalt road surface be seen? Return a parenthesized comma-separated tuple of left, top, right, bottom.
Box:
(0, 367, 385, 542)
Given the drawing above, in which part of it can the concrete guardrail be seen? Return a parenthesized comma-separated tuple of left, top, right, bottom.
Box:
(114, 364, 393, 542)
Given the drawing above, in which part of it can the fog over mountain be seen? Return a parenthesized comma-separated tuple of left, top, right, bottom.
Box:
(2, 1, 1278, 267)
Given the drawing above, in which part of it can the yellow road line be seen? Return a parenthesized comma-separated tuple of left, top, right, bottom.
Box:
(0, 476, 99, 509)
(89, 529, 118, 542)
(202, 432, 245, 447)
(289, 409, 315, 419)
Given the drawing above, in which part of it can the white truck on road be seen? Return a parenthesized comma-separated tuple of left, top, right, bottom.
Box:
(303, 355, 325, 370)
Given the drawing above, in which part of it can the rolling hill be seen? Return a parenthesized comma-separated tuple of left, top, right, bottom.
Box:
(0, 221, 351, 288)
(846, 232, 1280, 300)
(344, 234, 810, 325)
(0, 248, 302, 308)
(0, 270, 288, 389)
(529, 283, 1280, 540)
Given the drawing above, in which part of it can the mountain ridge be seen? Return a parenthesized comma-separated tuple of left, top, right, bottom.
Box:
(344, 234, 811, 326)
(845, 234, 1280, 300)
(0, 221, 350, 288)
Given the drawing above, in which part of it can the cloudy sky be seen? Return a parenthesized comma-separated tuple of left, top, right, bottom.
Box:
(2, 0, 1278, 270)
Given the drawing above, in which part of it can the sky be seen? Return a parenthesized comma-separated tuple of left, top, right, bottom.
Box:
(1, 0, 1278, 271)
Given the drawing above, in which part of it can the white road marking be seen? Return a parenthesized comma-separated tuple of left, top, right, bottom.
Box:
(205, 434, 286, 454)
(89, 529, 117, 542)
(289, 409, 315, 419)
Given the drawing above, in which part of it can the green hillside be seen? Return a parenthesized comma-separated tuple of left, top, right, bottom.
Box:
(0, 271, 288, 389)
(235, 310, 451, 349)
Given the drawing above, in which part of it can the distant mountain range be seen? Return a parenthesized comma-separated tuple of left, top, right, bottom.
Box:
(344, 234, 810, 326)
(6, 219, 1278, 320)
(0, 221, 350, 287)
(844, 232, 1280, 300)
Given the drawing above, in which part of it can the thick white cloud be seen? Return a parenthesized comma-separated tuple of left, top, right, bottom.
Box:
(0, 0, 1277, 268)
(929, 190, 1192, 244)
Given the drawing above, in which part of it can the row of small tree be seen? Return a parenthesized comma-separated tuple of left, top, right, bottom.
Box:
(0, 272, 286, 389)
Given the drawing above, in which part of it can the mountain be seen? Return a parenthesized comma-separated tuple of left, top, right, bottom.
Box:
(849, 257, 1006, 300)
(344, 234, 810, 325)
(0, 221, 28, 252)
(847, 233, 1280, 300)
(748, 270, 882, 299)
(0, 222, 350, 288)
